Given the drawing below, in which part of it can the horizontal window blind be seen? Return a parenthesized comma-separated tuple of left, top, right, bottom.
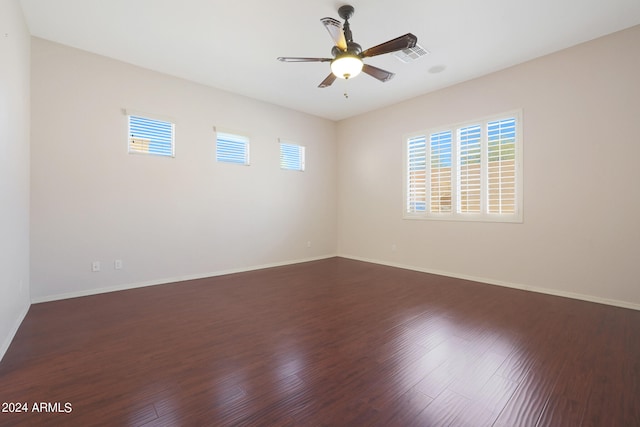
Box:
(216, 131, 249, 165)
(458, 125, 482, 213)
(407, 136, 427, 213)
(430, 130, 452, 213)
(280, 142, 305, 171)
(128, 115, 174, 157)
(488, 118, 517, 214)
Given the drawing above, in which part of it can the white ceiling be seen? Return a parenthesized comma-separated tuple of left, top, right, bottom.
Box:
(18, 0, 640, 121)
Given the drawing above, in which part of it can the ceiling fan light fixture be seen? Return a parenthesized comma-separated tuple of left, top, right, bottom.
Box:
(331, 55, 363, 79)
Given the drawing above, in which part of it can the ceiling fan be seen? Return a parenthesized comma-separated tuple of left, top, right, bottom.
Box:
(277, 5, 417, 88)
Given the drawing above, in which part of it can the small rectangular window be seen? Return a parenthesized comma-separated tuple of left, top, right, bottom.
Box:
(216, 131, 249, 165)
(280, 141, 305, 171)
(128, 114, 175, 157)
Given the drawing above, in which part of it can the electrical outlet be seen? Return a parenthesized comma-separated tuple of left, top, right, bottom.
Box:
(391, 244, 397, 252)
(114, 259, 123, 270)
(307, 241, 312, 248)
(92, 261, 101, 272)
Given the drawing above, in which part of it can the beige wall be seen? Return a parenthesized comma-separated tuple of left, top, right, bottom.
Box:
(30, 38, 338, 301)
(337, 25, 640, 308)
(0, 0, 31, 361)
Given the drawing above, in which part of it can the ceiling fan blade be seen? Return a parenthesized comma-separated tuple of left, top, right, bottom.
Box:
(320, 17, 348, 51)
(318, 73, 337, 88)
(277, 57, 332, 62)
(361, 33, 418, 58)
(362, 64, 395, 82)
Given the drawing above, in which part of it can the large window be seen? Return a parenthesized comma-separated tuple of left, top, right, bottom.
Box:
(405, 111, 522, 222)
(128, 114, 175, 157)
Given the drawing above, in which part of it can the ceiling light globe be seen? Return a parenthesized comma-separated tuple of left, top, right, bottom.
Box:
(331, 55, 364, 79)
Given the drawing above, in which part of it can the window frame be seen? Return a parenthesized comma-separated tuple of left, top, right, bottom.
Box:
(279, 139, 306, 172)
(126, 111, 175, 157)
(403, 110, 523, 223)
(214, 128, 250, 166)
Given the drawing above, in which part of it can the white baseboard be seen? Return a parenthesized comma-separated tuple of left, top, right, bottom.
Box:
(339, 254, 640, 311)
(0, 301, 30, 363)
(31, 253, 640, 311)
(31, 255, 337, 304)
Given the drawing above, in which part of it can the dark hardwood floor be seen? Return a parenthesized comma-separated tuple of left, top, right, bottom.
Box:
(1, 257, 638, 426)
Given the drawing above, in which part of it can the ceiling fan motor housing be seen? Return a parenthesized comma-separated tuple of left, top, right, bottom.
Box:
(347, 42, 362, 55)
(338, 5, 355, 20)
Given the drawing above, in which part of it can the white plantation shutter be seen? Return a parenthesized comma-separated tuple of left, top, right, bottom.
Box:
(407, 136, 427, 213)
(216, 131, 249, 165)
(430, 131, 452, 213)
(280, 142, 305, 171)
(457, 125, 482, 213)
(128, 115, 175, 157)
(404, 111, 521, 222)
(487, 118, 517, 214)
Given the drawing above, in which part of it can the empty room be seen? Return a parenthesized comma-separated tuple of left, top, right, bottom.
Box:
(1, 0, 639, 425)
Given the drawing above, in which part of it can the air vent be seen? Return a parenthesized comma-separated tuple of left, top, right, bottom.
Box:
(394, 44, 429, 63)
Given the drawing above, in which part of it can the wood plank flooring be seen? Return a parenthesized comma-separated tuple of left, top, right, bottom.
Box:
(0, 257, 638, 426)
